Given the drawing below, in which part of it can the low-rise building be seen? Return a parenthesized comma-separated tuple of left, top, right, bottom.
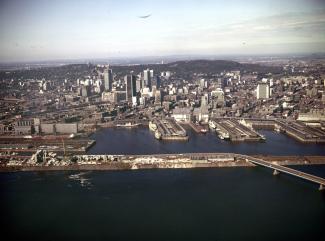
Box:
(172, 107, 192, 122)
(298, 109, 325, 122)
(14, 119, 33, 135)
(193, 107, 209, 123)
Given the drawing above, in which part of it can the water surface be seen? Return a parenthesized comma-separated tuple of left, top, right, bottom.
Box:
(88, 127, 325, 155)
(1, 167, 325, 241)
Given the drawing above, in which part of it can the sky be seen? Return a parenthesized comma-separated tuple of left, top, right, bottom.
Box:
(0, 0, 325, 62)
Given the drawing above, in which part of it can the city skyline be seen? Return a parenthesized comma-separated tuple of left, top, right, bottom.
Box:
(1, 0, 325, 62)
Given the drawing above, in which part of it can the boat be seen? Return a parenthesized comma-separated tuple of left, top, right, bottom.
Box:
(116, 122, 140, 128)
(149, 121, 158, 132)
(217, 132, 230, 140)
(154, 131, 162, 140)
(208, 121, 216, 129)
(223, 133, 230, 140)
(200, 128, 208, 134)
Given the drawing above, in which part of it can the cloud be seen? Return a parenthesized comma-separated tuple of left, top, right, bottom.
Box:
(162, 9, 325, 54)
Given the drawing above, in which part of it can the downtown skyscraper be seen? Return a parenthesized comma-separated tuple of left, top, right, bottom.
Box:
(104, 65, 113, 91)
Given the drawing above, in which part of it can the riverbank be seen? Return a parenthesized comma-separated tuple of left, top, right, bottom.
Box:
(1, 155, 325, 172)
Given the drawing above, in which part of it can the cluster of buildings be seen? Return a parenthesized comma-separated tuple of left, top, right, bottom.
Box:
(101, 66, 162, 107)
(0, 59, 325, 139)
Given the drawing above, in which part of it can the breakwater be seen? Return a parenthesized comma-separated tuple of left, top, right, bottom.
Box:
(2, 153, 325, 172)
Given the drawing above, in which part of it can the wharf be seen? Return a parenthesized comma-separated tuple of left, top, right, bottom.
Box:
(214, 119, 265, 141)
(154, 118, 189, 141)
(213, 118, 325, 143)
(274, 120, 325, 143)
(0, 136, 95, 156)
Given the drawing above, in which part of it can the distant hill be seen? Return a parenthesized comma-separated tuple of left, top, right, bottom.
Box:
(111, 60, 240, 74)
(165, 60, 242, 74)
(0, 59, 282, 81)
(0, 64, 93, 81)
(111, 59, 282, 77)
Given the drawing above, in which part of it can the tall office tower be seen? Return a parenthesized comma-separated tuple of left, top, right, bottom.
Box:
(136, 78, 142, 92)
(125, 74, 137, 102)
(150, 69, 154, 78)
(200, 79, 207, 89)
(81, 85, 91, 97)
(256, 83, 270, 99)
(143, 69, 152, 89)
(155, 90, 162, 105)
(104, 65, 113, 91)
(201, 94, 209, 107)
(152, 75, 161, 88)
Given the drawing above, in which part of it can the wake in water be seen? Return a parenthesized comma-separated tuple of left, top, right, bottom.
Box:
(68, 171, 93, 189)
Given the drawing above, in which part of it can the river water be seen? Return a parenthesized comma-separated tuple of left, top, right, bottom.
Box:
(2, 127, 325, 241)
(1, 166, 325, 241)
(88, 127, 325, 155)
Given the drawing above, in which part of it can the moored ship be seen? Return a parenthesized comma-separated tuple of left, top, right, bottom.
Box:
(200, 128, 208, 134)
(208, 121, 216, 129)
(149, 121, 158, 132)
(116, 122, 140, 128)
(154, 131, 162, 140)
(218, 132, 230, 140)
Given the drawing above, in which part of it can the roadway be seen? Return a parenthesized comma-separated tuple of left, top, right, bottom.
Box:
(246, 156, 325, 190)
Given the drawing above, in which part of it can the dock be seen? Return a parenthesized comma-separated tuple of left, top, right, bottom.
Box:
(214, 119, 265, 141)
(0, 136, 95, 156)
(153, 118, 189, 141)
(274, 120, 325, 143)
(212, 118, 325, 143)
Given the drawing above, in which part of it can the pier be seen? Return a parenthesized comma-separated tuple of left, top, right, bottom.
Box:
(244, 118, 325, 143)
(274, 120, 325, 143)
(154, 118, 189, 141)
(214, 119, 265, 141)
(0, 136, 95, 155)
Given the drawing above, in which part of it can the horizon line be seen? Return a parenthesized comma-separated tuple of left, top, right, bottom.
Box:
(1, 52, 325, 65)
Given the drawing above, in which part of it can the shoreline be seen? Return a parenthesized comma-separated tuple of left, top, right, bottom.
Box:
(1, 155, 325, 172)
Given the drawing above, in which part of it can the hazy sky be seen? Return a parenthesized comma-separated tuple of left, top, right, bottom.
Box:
(0, 0, 325, 62)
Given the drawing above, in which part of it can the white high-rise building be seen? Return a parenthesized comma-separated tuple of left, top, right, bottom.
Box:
(211, 88, 225, 105)
(136, 78, 142, 92)
(200, 79, 207, 89)
(256, 83, 270, 99)
(143, 69, 152, 88)
(201, 94, 209, 107)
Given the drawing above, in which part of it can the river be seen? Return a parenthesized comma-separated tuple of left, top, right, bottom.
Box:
(1, 166, 325, 241)
(87, 127, 325, 155)
(2, 127, 325, 241)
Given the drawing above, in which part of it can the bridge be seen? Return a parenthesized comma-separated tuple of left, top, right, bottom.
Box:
(244, 156, 325, 191)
